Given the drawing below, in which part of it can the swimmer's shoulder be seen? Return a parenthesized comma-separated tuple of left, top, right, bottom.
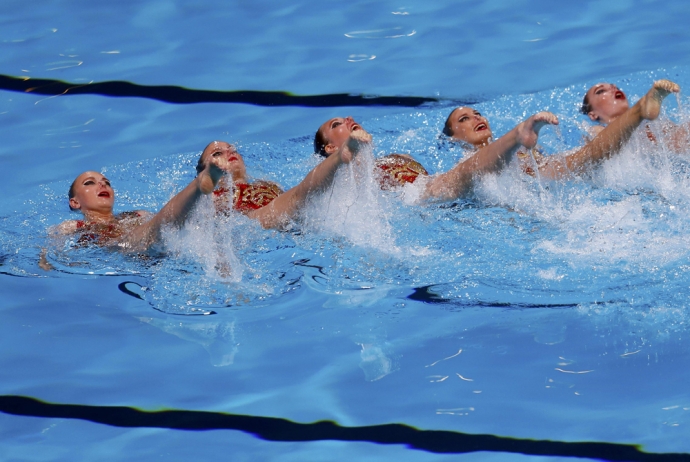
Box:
(52, 220, 81, 235)
(131, 210, 152, 219)
(588, 124, 605, 138)
(573, 121, 604, 142)
(116, 210, 152, 222)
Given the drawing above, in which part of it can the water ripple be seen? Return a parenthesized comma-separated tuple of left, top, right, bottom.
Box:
(344, 27, 416, 39)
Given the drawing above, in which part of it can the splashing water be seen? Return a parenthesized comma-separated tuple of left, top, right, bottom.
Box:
(300, 143, 397, 252)
(7, 67, 690, 326)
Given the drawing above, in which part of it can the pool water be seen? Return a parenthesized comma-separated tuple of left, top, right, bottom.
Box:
(2, 1, 690, 461)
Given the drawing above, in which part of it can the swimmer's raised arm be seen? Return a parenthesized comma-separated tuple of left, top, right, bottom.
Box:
(537, 80, 680, 179)
(423, 112, 558, 200)
(56, 154, 223, 255)
(120, 152, 225, 250)
(248, 130, 371, 229)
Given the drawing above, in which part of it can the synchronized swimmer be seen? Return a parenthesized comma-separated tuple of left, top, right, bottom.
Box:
(49, 78, 683, 257)
(53, 149, 226, 252)
(581, 81, 689, 151)
(314, 112, 558, 200)
(443, 80, 679, 179)
(48, 128, 371, 259)
(200, 131, 369, 229)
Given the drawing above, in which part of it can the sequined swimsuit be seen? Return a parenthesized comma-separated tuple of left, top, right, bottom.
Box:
(75, 211, 145, 246)
(213, 180, 283, 213)
(374, 154, 429, 190)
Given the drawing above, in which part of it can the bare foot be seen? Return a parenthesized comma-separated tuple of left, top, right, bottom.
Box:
(516, 111, 559, 148)
(343, 129, 372, 163)
(639, 79, 680, 120)
(198, 158, 226, 194)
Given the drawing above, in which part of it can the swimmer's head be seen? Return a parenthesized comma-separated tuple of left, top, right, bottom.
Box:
(443, 107, 493, 148)
(581, 83, 629, 124)
(68, 171, 115, 213)
(198, 141, 247, 181)
(315, 117, 364, 157)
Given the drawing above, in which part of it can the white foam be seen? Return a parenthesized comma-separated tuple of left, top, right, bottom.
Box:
(474, 130, 690, 269)
(162, 195, 244, 282)
(300, 144, 398, 254)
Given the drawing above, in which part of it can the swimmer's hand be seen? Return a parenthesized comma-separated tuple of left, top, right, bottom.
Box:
(341, 129, 372, 163)
(516, 112, 559, 149)
(198, 154, 227, 194)
(349, 128, 372, 144)
(639, 79, 680, 121)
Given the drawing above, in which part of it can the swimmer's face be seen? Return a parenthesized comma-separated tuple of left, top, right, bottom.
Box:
(69, 171, 115, 213)
(585, 83, 629, 123)
(202, 141, 247, 180)
(319, 116, 364, 157)
(446, 107, 493, 147)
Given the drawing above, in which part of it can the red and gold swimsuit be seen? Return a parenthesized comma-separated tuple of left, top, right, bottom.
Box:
(374, 154, 429, 190)
(213, 180, 283, 213)
(75, 211, 145, 246)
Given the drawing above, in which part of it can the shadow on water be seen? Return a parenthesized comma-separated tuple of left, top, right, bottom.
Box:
(117, 281, 218, 316)
(408, 284, 584, 309)
(0, 395, 686, 461)
(0, 74, 476, 108)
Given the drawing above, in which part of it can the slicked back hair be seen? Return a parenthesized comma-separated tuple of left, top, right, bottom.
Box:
(196, 153, 206, 175)
(581, 92, 592, 116)
(68, 178, 79, 211)
(314, 127, 329, 157)
(443, 108, 458, 137)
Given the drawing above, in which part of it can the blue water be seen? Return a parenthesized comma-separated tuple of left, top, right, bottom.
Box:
(3, 1, 690, 461)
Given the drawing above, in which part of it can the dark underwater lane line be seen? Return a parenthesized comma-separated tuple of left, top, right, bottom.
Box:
(0, 74, 463, 107)
(407, 285, 584, 308)
(117, 281, 217, 316)
(0, 396, 686, 461)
